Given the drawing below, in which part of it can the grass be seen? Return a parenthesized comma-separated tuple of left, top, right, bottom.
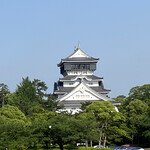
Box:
(29, 147, 112, 150)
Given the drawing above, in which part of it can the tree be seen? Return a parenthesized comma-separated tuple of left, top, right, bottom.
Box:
(140, 112, 150, 144)
(28, 109, 56, 149)
(0, 83, 10, 107)
(49, 114, 78, 150)
(80, 101, 92, 110)
(124, 99, 149, 144)
(7, 77, 39, 115)
(113, 95, 127, 112)
(32, 79, 48, 100)
(42, 94, 63, 111)
(127, 84, 150, 105)
(0, 105, 31, 150)
(113, 95, 126, 103)
(76, 112, 98, 148)
(86, 101, 128, 147)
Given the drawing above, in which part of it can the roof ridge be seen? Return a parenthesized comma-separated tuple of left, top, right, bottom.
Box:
(66, 47, 91, 59)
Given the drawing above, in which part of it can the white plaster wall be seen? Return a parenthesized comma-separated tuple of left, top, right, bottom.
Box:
(84, 80, 99, 87)
(63, 81, 80, 87)
(66, 90, 99, 101)
(67, 71, 93, 75)
(58, 108, 81, 114)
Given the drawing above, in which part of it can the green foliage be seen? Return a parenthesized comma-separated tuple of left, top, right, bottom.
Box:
(80, 101, 92, 110)
(28, 105, 45, 115)
(128, 84, 150, 105)
(42, 94, 62, 111)
(113, 95, 126, 112)
(120, 85, 150, 144)
(0, 104, 27, 120)
(0, 83, 10, 107)
(28, 110, 56, 149)
(113, 95, 126, 103)
(139, 112, 150, 142)
(49, 114, 78, 150)
(124, 99, 148, 138)
(0, 105, 31, 150)
(78, 147, 96, 150)
(76, 112, 98, 142)
(78, 147, 112, 150)
(8, 77, 39, 115)
(1, 79, 150, 148)
(32, 79, 48, 100)
(86, 101, 129, 146)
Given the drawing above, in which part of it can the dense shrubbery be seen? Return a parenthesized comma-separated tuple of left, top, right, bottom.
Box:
(0, 77, 150, 150)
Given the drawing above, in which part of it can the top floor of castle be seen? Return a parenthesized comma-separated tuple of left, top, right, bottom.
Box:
(57, 47, 99, 76)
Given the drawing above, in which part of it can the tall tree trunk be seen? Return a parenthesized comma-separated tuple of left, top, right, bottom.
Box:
(131, 134, 134, 145)
(59, 143, 63, 150)
(99, 128, 102, 148)
(90, 140, 92, 147)
(103, 135, 107, 148)
(44, 141, 49, 149)
(103, 121, 107, 148)
(85, 140, 88, 149)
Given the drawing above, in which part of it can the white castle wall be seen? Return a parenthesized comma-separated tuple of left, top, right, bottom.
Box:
(63, 80, 99, 87)
(67, 71, 93, 76)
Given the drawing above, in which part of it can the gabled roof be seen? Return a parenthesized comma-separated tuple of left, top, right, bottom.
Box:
(58, 48, 99, 66)
(68, 47, 90, 58)
(56, 82, 119, 105)
(54, 76, 109, 95)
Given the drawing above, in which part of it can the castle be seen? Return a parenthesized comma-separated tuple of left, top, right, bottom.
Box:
(54, 46, 119, 113)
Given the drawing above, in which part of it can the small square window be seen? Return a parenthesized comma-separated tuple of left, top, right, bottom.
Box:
(88, 82, 93, 85)
(69, 82, 73, 85)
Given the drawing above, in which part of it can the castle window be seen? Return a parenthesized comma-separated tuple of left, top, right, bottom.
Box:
(58, 82, 63, 86)
(71, 64, 90, 70)
(88, 82, 93, 85)
(69, 82, 73, 85)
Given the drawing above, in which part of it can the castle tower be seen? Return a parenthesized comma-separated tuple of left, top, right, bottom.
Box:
(54, 46, 119, 113)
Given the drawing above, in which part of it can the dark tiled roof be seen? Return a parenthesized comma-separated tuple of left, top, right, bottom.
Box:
(62, 57, 99, 62)
(59, 99, 120, 107)
(54, 86, 109, 94)
(92, 87, 110, 93)
(90, 75, 103, 80)
(59, 76, 76, 81)
(58, 48, 99, 66)
(59, 100, 82, 107)
(109, 100, 121, 106)
(59, 75, 103, 81)
(58, 57, 99, 66)
(54, 87, 74, 94)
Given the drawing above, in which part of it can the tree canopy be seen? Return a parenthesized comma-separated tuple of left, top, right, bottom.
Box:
(0, 79, 150, 149)
(0, 83, 10, 107)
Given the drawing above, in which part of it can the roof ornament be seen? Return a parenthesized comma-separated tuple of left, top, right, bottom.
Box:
(74, 41, 80, 51)
(77, 41, 80, 49)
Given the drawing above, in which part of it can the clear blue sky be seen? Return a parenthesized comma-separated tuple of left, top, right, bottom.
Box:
(0, 0, 150, 98)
